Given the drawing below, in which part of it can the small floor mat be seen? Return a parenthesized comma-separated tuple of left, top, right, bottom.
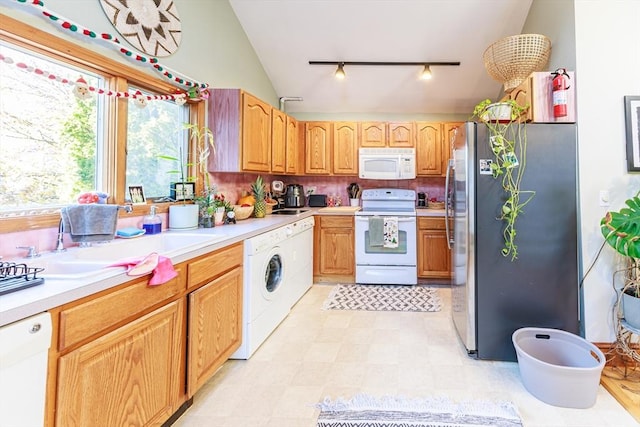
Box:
(316, 394, 523, 427)
(322, 283, 442, 312)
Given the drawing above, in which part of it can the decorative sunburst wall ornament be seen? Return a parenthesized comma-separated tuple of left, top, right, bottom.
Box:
(99, 0, 182, 57)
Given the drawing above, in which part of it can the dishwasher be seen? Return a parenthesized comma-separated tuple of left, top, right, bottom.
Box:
(0, 312, 52, 427)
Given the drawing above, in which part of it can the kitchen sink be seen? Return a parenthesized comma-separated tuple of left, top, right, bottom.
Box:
(35, 260, 125, 280)
(27, 231, 230, 280)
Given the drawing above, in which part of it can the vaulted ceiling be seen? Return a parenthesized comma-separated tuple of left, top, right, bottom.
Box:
(229, 0, 534, 116)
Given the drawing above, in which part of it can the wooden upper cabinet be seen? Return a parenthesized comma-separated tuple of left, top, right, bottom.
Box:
(242, 93, 272, 172)
(442, 122, 463, 177)
(332, 122, 358, 175)
(416, 122, 443, 176)
(305, 122, 332, 174)
(271, 108, 286, 174)
(285, 116, 300, 174)
(359, 122, 414, 147)
(388, 122, 414, 147)
(359, 122, 386, 147)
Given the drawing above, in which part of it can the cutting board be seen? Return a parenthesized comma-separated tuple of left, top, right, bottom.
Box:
(317, 206, 361, 213)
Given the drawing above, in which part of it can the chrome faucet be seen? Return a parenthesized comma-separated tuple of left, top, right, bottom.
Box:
(54, 218, 66, 253)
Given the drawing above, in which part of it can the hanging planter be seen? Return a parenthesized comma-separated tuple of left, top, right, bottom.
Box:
(481, 102, 513, 123)
(474, 99, 533, 260)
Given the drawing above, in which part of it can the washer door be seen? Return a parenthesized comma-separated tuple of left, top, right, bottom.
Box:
(261, 247, 284, 300)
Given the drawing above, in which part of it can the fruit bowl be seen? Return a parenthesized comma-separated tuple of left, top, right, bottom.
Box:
(265, 200, 278, 215)
(233, 205, 254, 220)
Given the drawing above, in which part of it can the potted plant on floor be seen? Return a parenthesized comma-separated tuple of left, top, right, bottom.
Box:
(601, 191, 640, 330)
(473, 98, 531, 260)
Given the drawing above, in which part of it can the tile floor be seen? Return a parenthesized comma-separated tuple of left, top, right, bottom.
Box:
(174, 284, 638, 427)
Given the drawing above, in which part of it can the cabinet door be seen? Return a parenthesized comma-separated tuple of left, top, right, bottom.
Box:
(314, 216, 354, 280)
(242, 93, 272, 172)
(417, 218, 452, 279)
(388, 122, 414, 147)
(271, 109, 286, 173)
(333, 122, 358, 175)
(442, 123, 463, 177)
(56, 300, 184, 427)
(187, 266, 242, 396)
(305, 122, 332, 174)
(285, 116, 299, 174)
(416, 122, 443, 175)
(359, 122, 386, 147)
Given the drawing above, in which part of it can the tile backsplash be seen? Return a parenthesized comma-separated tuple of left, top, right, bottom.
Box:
(209, 172, 446, 205)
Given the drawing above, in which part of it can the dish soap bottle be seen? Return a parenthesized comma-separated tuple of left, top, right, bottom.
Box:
(142, 205, 162, 235)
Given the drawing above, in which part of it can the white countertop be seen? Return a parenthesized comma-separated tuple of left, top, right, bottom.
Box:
(0, 210, 315, 327)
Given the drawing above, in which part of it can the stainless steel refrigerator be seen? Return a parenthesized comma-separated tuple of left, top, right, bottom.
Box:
(446, 121, 580, 361)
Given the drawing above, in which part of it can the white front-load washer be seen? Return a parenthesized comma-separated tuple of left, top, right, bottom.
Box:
(230, 225, 290, 359)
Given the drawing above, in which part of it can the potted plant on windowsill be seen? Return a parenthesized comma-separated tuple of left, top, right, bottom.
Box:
(600, 191, 640, 330)
(473, 98, 531, 260)
(160, 123, 215, 229)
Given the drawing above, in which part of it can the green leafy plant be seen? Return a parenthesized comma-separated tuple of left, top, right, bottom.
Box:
(473, 99, 533, 260)
(158, 123, 214, 204)
(601, 192, 640, 298)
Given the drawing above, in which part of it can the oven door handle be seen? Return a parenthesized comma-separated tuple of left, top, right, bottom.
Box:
(355, 216, 416, 223)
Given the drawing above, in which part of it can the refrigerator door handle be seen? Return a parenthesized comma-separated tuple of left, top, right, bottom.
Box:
(444, 159, 454, 249)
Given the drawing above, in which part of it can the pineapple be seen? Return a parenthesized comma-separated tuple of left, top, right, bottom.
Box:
(251, 175, 266, 218)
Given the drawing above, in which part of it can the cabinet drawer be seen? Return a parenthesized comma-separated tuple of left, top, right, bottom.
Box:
(58, 267, 185, 351)
(319, 215, 353, 228)
(188, 242, 243, 289)
(418, 217, 447, 230)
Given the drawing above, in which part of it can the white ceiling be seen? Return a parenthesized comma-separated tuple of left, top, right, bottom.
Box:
(229, 0, 534, 116)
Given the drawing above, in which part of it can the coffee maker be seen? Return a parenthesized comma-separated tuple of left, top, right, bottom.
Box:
(271, 180, 286, 210)
(417, 192, 427, 207)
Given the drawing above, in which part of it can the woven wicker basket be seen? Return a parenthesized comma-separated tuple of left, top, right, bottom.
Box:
(483, 34, 551, 92)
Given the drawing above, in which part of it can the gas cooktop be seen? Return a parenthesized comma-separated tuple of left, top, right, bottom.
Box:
(272, 209, 308, 215)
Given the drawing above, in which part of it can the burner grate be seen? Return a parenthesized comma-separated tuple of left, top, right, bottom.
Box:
(0, 262, 45, 295)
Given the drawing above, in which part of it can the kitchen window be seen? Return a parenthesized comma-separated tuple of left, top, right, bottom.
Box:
(0, 42, 104, 213)
(0, 14, 202, 232)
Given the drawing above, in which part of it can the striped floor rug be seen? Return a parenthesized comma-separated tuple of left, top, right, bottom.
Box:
(316, 394, 523, 427)
(322, 283, 442, 312)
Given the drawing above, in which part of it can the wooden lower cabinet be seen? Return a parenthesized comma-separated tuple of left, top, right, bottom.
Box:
(313, 215, 354, 282)
(49, 242, 244, 426)
(56, 300, 184, 426)
(187, 266, 242, 396)
(417, 217, 451, 279)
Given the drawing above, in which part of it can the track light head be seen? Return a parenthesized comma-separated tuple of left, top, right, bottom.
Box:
(335, 62, 346, 80)
(420, 65, 433, 80)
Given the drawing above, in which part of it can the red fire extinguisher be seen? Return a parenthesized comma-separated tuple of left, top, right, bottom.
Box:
(551, 68, 570, 117)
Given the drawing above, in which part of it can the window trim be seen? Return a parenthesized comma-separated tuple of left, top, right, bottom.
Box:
(0, 13, 204, 233)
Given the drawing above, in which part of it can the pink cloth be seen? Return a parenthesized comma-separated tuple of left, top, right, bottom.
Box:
(108, 253, 178, 286)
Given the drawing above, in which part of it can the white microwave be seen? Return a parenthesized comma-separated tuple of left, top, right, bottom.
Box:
(358, 148, 416, 180)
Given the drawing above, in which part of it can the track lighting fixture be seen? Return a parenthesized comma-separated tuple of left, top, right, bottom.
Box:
(309, 60, 460, 80)
(334, 62, 346, 80)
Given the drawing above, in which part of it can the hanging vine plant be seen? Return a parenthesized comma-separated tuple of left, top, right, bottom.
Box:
(473, 99, 534, 260)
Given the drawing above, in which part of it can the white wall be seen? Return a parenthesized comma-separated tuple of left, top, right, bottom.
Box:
(574, 0, 640, 341)
(0, 0, 279, 106)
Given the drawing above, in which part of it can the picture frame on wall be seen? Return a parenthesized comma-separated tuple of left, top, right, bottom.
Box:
(170, 182, 195, 201)
(128, 185, 146, 204)
(624, 95, 640, 172)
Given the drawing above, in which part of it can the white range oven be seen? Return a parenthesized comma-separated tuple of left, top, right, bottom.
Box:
(355, 188, 417, 285)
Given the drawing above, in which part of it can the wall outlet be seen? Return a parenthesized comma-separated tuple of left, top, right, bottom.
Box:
(599, 190, 610, 207)
(307, 186, 317, 195)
